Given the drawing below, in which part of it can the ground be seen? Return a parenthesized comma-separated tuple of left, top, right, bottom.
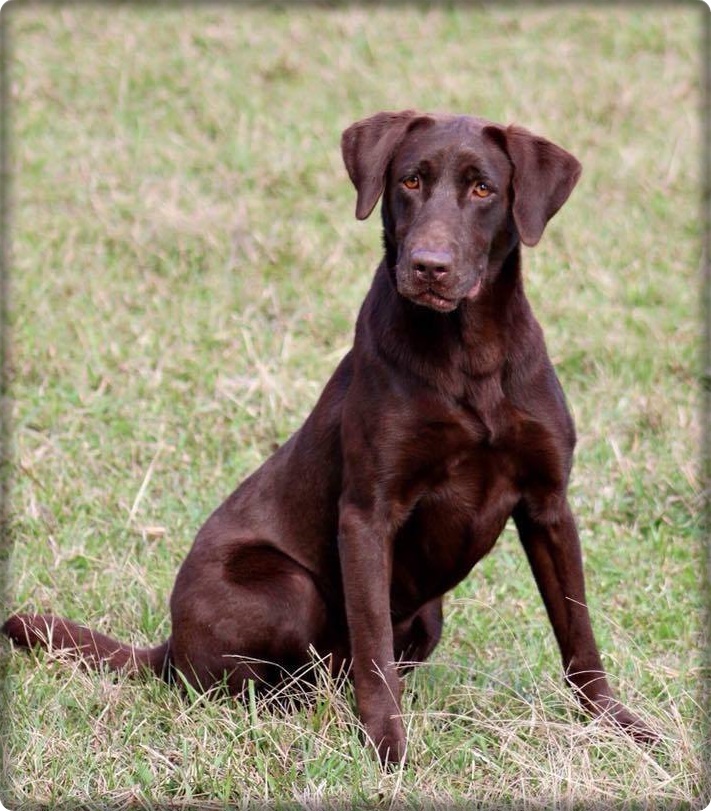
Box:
(0, 5, 704, 809)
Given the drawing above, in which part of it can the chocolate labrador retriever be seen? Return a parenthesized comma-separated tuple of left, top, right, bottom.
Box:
(3, 111, 655, 763)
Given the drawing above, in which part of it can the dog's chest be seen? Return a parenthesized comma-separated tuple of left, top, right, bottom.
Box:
(407, 404, 521, 524)
(391, 384, 520, 482)
(390, 440, 518, 612)
(386, 394, 536, 605)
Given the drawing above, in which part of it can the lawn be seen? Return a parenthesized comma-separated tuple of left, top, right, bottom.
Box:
(0, 4, 705, 809)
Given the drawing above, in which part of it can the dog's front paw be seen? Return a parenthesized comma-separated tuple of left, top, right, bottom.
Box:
(367, 715, 407, 766)
(592, 697, 660, 746)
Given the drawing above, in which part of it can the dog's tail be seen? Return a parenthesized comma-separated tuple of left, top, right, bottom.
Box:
(2, 612, 171, 679)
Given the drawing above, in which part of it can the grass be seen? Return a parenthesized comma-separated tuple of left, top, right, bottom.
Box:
(0, 4, 704, 809)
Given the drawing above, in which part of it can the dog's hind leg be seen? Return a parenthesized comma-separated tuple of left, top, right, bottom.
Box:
(168, 542, 332, 695)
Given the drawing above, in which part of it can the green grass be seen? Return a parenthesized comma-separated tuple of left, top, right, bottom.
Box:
(1, 4, 704, 809)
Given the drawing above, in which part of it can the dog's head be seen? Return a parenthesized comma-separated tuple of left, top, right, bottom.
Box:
(341, 111, 581, 313)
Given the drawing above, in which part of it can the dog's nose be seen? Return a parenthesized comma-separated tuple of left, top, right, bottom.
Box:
(411, 249, 453, 282)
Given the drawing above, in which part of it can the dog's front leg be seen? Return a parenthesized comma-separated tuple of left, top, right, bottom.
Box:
(338, 500, 405, 765)
(513, 498, 658, 744)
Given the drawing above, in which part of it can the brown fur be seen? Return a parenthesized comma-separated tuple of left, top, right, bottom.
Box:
(3, 111, 656, 763)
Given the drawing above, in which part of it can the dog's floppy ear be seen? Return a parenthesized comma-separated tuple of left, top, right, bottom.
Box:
(485, 124, 582, 247)
(341, 110, 422, 220)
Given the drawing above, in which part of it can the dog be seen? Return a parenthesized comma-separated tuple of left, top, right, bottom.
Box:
(3, 111, 656, 764)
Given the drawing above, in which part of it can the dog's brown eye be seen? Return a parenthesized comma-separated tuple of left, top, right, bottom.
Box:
(473, 181, 491, 198)
(403, 175, 420, 190)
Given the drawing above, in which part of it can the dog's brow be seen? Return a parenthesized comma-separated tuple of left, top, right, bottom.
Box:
(415, 158, 435, 176)
(396, 156, 436, 180)
(453, 149, 486, 171)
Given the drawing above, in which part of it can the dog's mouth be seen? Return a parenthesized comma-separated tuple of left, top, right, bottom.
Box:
(410, 277, 484, 313)
(414, 289, 459, 313)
